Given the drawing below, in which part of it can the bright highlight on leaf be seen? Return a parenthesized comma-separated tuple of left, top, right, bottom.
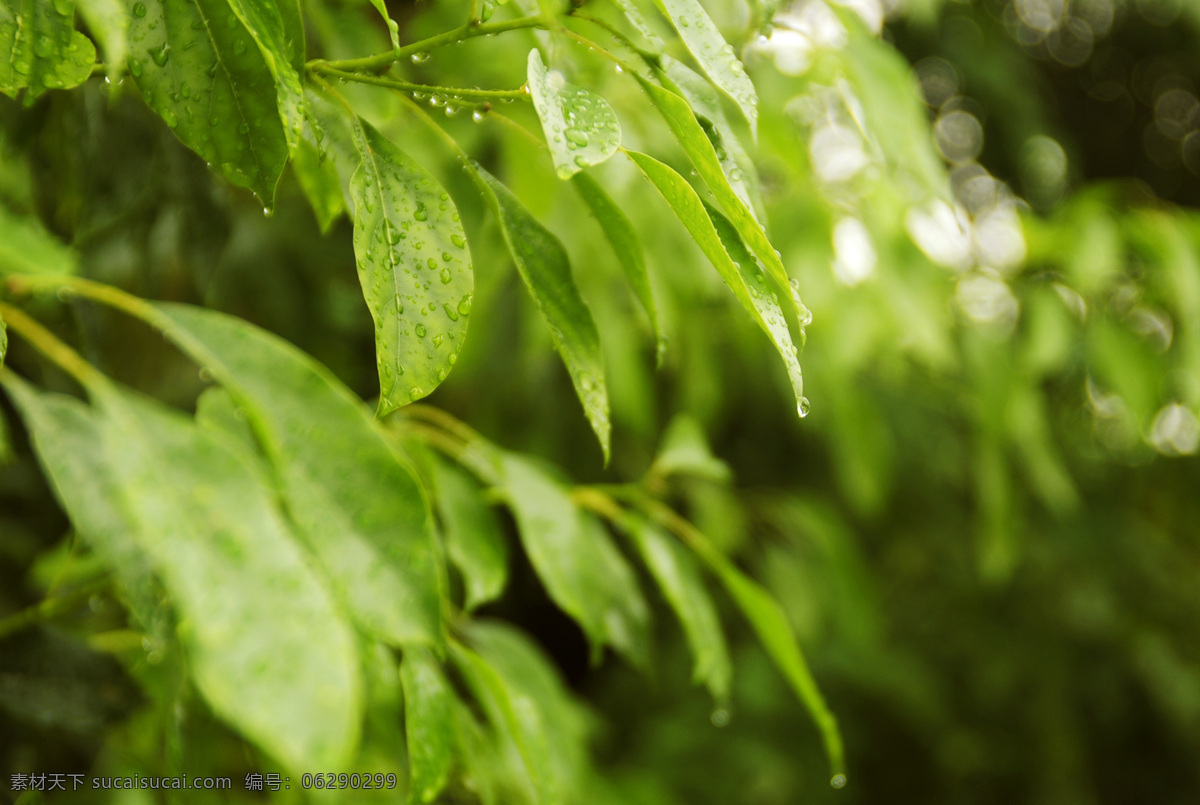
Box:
(349, 118, 472, 415)
(527, 49, 621, 179)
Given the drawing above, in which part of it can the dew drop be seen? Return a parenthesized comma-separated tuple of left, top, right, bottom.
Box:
(440, 268, 453, 284)
(798, 396, 811, 418)
(133, 1, 147, 16)
(831, 775, 847, 789)
(410, 51, 430, 64)
(442, 303, 459, 321)
(451, 234, 466, 248)
(472, 109, 485, 123)
(710, 709, 730, 727)
(457, 294, 473, 315)
(129, 58, 144, 77)
(148, 44, 170, 67)
(414, 205, 428, 222)
(415, 324, 427, 338)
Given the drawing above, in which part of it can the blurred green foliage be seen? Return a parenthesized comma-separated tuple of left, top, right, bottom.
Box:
(2, 0, 1200, 802)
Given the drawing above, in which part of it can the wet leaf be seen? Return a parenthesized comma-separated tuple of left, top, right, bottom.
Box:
(652, 0, 758, 136)
(226, 0, 307, 152)
(470, 164, 611, 460)
(527, 49, 621, 179)
(142, 303, 445, 648)
(500, 453, 650, 666)
(431, 454, 508, 612)
(622, 513, 730, 702)
(350, 119, 472, 415)
(626, 150, 806, 415)
(126, 0, 289, 205)
(292, 137, 345, 233)
(400, 648, 457, 805)
(0, 0, 95, 102)
(367, 0, 400, 52)
(571, 170, 664, 364)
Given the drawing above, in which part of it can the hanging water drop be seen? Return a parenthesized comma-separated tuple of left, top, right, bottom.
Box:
(410, 51, 430, 63)
(798, 396, 811, 418)
(830, 775, 847, 789)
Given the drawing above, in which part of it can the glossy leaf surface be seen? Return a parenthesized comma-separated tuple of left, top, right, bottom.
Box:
(350, 119, 472, 414)
(527, 49, 621, 179)
(0, 0, 95, 101)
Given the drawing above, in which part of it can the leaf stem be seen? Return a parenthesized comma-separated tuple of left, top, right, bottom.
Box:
(0, 575, 111, 641)
(309, 65, 529, 103)
(0, 302, 106, 391)
(313, 15, 549, 74)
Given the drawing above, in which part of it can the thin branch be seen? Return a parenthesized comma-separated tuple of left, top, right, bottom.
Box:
(309, 65, 529, 104)
(0, 576, 111, 641)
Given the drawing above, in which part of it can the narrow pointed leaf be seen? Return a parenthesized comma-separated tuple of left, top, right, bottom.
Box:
(431, 455, 508, 611)
(134, 302, 444, 647)
(500, 453, 650, 666)
(0, 314, 6, 367)
(127, 0, 288, 205)
(350, 119, 472, 414)
(627, 150, 805, 413)
(367, 0, 400, 51)
(652, 0, 758, 136)
(651, 413, 731, 483)
(292, 137, 345, 233)
(226, 0, 307, 152)
(0, 207, 78, 277)
(639, 79, 808, 330)
(571, 171, 664, 364)
(401, 648, 457, 805)
(0, 0, 95, 101)
(622, 513, 731, 702)
(77, 0, 128, 81)
(527, 49, 621, 179)
(470, 164, 610, 459)
(611, 0, 664, 53)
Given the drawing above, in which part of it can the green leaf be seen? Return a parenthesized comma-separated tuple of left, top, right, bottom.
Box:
(470, 164, 611, 460)
(527, 49, 621, 180)
(77, 0, 128, 81)
(126, 0, 289, 205)
(349, 119, 473, 415)
(651, 413, 731, 483)
(622, 513, 731, 702)
(367, 0, 400, 52)
(0, 312, 6, 367)
(400, 648, 457, 805)
(626, 150, 806, 415)
(638, 79, 808, 333)
(0, 206, 78, 277)
(225, 0, 307, 152)
(453, 621, 591, 805)
(431, 454, 508, 612)
(96, 386, 361, 771)
(686, 526, 845, 784)
(652, 0, 758, 137)
(292, 137, 345, 233)
(660, 55, 766, 224)
(0, 0, 95, 102)
(571, 170, 664, 364)
(141, 302, 445, 648)
(500, 453, 650, 666)
(611, 0, 664, 54)
(0, 375, 159, 630)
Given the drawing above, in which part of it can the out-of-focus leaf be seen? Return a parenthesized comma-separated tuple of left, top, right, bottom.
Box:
(139, 302, 444, 648)
(0, 206, 78, 277)
(127, 0, 288, 205)
(400, 647, 457, 805)
(0, 312, 6, 367)
(623, 513, 731, 702)
(470, 165, 611, 460)
(660, 56, 765, 224)
(76, 0, 127, 81)
(0, 0, 95, 102)
(652, 0, 758, 137)
(627, 151, 806, 416)
(637, 79, 806, 330)
(194, 385, 258, 456)
(572, 171, 664, 364)
(453, 620, 591, 805)
(292, 138, 345, 233)
(527, 49, 621, 179)
(500, 453, 650, 666)
(611, 0, 664, 53)
(651, 414, 730, 482)
(431, 454, 508, 611)
(350, 119, 472, 414)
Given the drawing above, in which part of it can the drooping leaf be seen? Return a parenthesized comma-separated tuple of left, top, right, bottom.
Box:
(400, 648, 457, 805)
(622, 513, 731, 702)
(571, 170, 664, 364)
(500, 453, 650, 666)
(431, 454, 508, 612)
(0, 0, 95, 102)
(652, 0, 758, 137)
(527, 49, 621, 179)
(611, 0, 664, 54)
(0, 375, 159, 630)
(638, 79, 808, 331)
(135, 302, 444, 648)
(660, 55, 766, 224)
(350, 119, 473, 415)
(0, 206, 78, 278)
(651, 413, 731, 483)
(626, 150, 806, 415)
(77, 0, 128, 81)
(367, 0, 400, 52)
(126, 0, 289, 205)
(292, 137, 345, 233)
(470, 164, 611, 460)
(225, 0, 307, 152)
